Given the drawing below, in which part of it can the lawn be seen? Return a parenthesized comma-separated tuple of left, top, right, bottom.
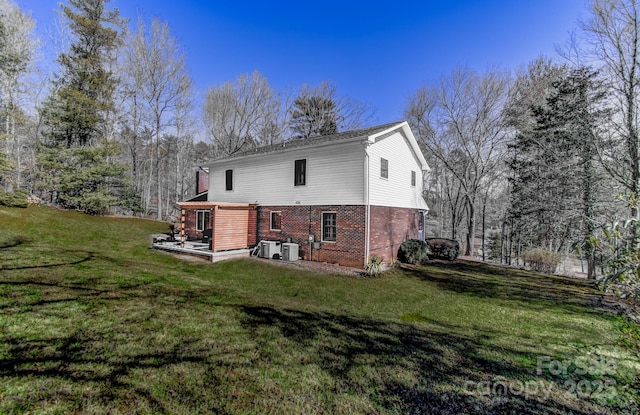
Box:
(0, 205, 638, 414)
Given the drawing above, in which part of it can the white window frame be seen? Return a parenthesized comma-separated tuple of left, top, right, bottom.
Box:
(411, 170, 416, 187)
(196, 209, 210, 232)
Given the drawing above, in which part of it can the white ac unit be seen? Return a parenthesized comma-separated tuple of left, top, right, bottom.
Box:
(282, 243, 299, 261)
(260, 240, 281, 259)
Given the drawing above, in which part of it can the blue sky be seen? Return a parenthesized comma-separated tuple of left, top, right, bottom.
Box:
(19, 0, 587, 125)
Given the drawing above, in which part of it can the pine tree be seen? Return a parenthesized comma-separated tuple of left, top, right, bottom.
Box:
(38, 0, 130, 214)
(507, 67, 609, 278)
(289, 95, 338, 140)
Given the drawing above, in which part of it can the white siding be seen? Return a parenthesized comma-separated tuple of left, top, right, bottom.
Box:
(367, 131, 428, 209)
(208, 140, 365, 206)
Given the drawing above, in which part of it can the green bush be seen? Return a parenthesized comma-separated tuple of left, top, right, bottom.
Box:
(398, 239, 428, 264)
(0, 188, 28, 208)
(486, 232, 503, 261)
(426, 238, 460, 261)
(520, 247, 562, 274)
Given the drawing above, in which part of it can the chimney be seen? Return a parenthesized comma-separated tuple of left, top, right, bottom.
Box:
(196, 167, 209, 194)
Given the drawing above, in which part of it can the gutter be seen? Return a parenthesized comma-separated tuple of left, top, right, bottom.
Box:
(363, 140, 371, 266)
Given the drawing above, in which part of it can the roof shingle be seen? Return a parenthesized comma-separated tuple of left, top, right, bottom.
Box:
(209, 121, 405, 162)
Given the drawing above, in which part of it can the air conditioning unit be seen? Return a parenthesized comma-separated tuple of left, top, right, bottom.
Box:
(282, 243, 299, 261)
(260, 240, 281, 259)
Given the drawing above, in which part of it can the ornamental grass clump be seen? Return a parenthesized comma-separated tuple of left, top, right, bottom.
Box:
(520, 247, 562, 274)
(364, 254, 384, 277)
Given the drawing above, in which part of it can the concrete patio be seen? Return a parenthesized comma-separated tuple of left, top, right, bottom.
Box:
(152, 235, 252, 262)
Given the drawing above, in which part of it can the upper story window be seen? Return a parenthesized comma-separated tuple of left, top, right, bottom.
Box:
(270, 211, 282, 231)
(380, 158, 388, 179)
(411, 170, 416, 187)
(225, 169, 233, 191)
(294, 159, 306, 186)
(322, 212, 337, 242)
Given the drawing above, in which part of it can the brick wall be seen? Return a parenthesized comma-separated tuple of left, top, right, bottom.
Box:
(182, 208, 204, 240)
(248, 206, 257, 247)
(369, 205, 421, 262)
(258, 205, 366, 268)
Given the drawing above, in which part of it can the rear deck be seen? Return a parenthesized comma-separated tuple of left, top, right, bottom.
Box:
(152, 237, 251, 263)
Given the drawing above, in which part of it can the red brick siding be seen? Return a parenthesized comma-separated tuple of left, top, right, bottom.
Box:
(182, 209, 208, 240)
(258, 205, 366, 268)
(196, 170, 209, 194)
(369, 205, 421, 262)
(248, 206, 258, 247)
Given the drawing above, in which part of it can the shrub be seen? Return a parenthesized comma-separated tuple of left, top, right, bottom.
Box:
(486, 231, 503, 261)
(520, 247, 562, 274)
(364, 254, 384, 277)
(426, 238, 460, 261)
(397, 239, 428, 264)
(0, 188, 28, 208)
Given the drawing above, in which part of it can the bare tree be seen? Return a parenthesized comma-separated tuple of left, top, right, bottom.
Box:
(124, 17, 193, 220)
(0, 0, 39, 191)
(202, 71, 283, 158)
(406, 68, 510, 256)
(580, 0, 640, 239)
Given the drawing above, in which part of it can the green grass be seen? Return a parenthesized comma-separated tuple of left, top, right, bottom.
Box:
(0, 205, 638, 414)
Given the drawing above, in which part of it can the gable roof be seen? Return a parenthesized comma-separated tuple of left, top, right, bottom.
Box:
(205, 121, 429, 171)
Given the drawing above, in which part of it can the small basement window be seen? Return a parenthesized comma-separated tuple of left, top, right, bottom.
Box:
(270, 211, 282, 231)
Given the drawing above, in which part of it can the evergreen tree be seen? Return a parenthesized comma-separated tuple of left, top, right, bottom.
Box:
(507, 67, 609, 277)
(38, 0, 129, 214)
(289, 94, 338, 140)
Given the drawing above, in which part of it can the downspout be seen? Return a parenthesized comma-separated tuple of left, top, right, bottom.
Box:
(363, 141, 371, 266)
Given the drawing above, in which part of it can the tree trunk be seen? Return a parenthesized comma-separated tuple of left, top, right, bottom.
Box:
(465, 197, 476, 257)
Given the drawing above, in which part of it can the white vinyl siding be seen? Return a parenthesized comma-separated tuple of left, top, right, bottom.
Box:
(208, 140, 365, 206)
(367, 131, 428, 209)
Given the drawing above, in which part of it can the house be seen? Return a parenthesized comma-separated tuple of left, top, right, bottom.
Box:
(178, 121, 430, 268)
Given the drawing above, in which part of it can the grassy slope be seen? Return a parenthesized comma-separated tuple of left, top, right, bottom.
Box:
(0, 206, 637, 414)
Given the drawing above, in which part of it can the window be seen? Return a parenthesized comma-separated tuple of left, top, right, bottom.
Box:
(411, 170, 416, 187)
(225, 169, 233, 191)
(196, 210, 210, 232)
(294, 159, 306, 186)
(270, 211, 282, 231)
(322, 212, 337, 242)
(380, 158, 388, 179)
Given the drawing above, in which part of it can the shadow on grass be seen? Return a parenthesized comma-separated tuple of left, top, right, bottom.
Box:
(0, 235, 28, 249)
(0, 256, 631, 414)
(240, 305, 612, 415)
(403, 260, 616, 315)
(0, 251, 95, 271)
(1, 295, 613, 414)
(0, 278, 236, 414)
